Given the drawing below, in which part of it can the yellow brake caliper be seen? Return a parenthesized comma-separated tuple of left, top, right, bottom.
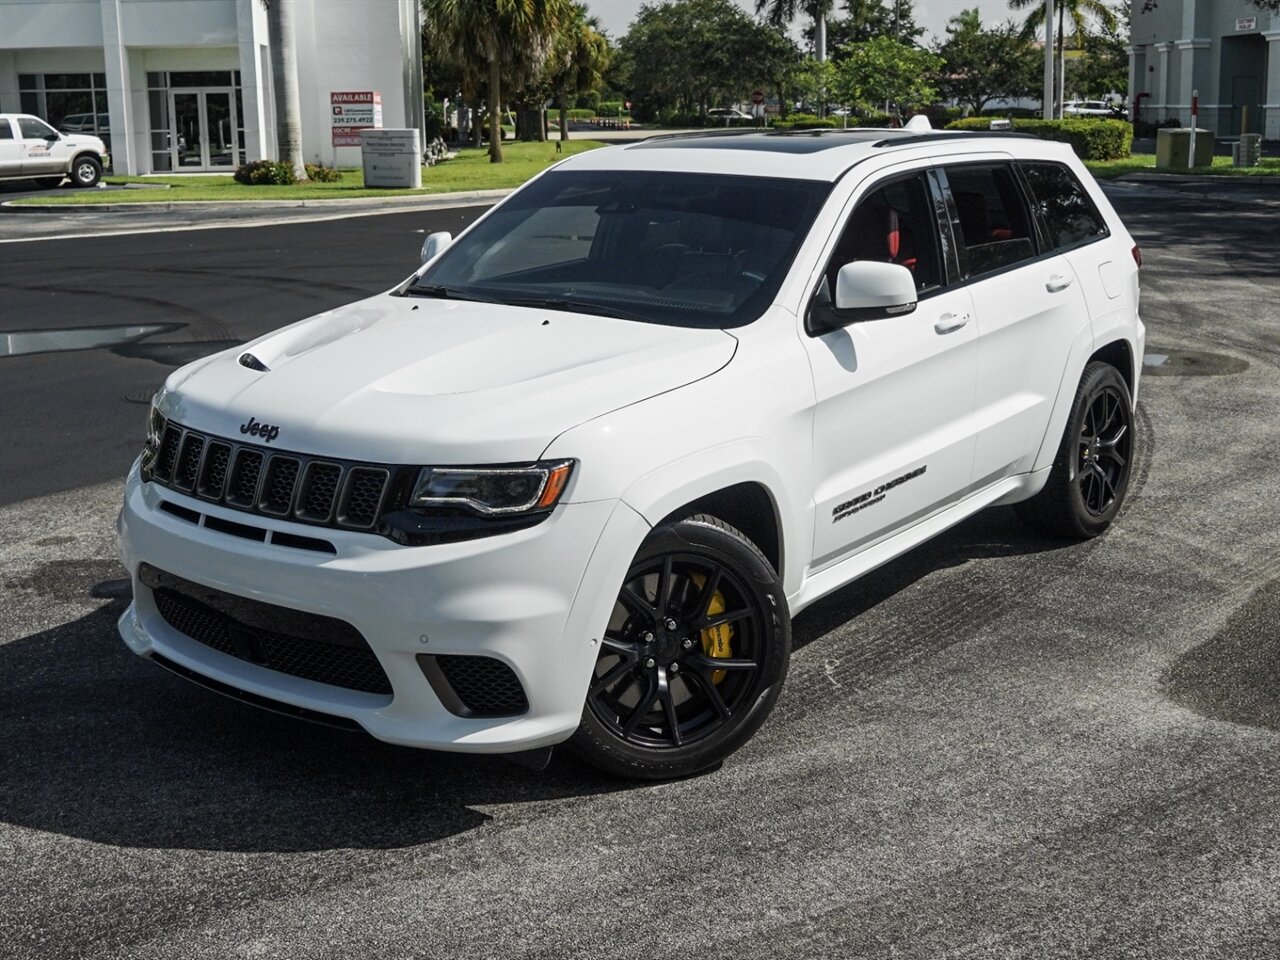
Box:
(691, 573, 733, 684)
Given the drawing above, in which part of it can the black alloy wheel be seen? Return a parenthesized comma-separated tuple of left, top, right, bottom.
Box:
(1074, 383, 1131, 516)
(573, 515, 789, 779)
(1016, 361, 1135, 539)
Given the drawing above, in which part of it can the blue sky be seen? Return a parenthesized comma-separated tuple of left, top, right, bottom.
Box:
(582, 0, 1032, 43)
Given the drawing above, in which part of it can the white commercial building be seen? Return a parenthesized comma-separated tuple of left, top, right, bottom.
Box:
(0, 0, 424, 174)
(1128, 0, 1280, 138)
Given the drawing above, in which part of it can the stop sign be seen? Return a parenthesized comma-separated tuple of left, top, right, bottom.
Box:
(751, 91, 765, 105)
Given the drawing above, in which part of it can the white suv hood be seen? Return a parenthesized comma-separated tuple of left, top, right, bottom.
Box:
(162, 293, 738, 464)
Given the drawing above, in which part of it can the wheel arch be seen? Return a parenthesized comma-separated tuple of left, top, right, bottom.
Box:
(654, 481, 783, 582)
(1089, 338, 1134, 398)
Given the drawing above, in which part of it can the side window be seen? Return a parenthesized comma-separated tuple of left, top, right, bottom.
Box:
(822, 172, 943, 298)
(1020, 162, 1108, 251)
(942, 164, 1037, 280)
(17, 117, 57, 139)
(0, 121, 13, 140)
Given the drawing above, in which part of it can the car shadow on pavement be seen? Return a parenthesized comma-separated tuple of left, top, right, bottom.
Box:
(0, 592, 629, 855)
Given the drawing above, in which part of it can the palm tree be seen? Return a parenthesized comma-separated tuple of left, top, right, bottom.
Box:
(262, 0, 307, 180)
(1009, 0, 1118, 117)
(756, 0, 836, 62)
(423, 0, 571, 163)
(548, 5, 611, 143)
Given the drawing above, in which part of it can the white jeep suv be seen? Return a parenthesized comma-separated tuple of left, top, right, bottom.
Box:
(0, 113, 107, 188)
(117, 126, 1143, 778)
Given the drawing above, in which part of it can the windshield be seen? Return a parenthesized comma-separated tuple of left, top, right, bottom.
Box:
(406, 169, 833, 328)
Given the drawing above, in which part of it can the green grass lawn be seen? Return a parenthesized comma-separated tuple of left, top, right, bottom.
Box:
(15, 140, 607, 204)
(1085, 154, 1280, 180)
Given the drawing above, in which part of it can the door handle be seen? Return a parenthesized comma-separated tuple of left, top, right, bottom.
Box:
(934, 312, 970, 335)
(1046, 274, 1074, 293)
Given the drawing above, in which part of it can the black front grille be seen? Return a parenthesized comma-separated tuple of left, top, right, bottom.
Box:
(143, 419, 403, 534)
(423, 654, 529, 717)
(142, 564, 392, 696)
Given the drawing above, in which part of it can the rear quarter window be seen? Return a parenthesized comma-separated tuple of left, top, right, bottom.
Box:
(1020, 162, 1109, 251)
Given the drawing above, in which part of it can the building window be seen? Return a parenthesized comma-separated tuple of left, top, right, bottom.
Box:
(17, 74, 112, 160)
(146, 72, 245, 172)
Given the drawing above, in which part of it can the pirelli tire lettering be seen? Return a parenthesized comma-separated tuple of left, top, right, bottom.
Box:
(832, 465, 928, 524)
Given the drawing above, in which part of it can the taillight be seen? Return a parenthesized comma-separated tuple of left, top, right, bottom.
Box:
(1131, 244, 1142, 268)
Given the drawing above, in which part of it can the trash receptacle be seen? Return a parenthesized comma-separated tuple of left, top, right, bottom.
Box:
(1156, 127, 1215, 169)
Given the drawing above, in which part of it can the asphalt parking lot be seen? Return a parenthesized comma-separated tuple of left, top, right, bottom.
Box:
(2, 183, 1279, 959)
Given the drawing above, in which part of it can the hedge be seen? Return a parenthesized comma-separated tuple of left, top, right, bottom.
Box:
(945, 117, 1133, 160)
(771, 113, 839, 130)
(566, 109, 596, 120)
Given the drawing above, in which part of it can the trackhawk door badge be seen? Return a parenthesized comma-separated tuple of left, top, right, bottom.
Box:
(832, 465, 927, 523)
(240, 417, 280, 443)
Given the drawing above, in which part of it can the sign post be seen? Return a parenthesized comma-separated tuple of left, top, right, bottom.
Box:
(1188, 88, 1198, 169)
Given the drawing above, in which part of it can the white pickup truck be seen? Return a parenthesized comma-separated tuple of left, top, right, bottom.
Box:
(0, 113, 107, 188)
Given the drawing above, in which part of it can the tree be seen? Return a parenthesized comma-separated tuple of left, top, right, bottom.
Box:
(815, 0, 924, 61)
(1064, 3, 1128, 99)
(936, 8, 1039, 114)
(546, 5, 612, 142)
(422, 0, 572, 163)
(830, 36, 940, 115)
(621, 0, 794, 118)
(755, 0, 837, 61)
(262, 0, 307, 180)
(1009, 0, 1118, 117)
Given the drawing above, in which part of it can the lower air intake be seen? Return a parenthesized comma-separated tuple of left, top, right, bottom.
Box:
(417, 654, 529, 718)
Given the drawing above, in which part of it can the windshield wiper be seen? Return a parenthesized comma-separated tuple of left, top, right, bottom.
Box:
(504, 296, 651, 323)
(404, 284, 499, 304)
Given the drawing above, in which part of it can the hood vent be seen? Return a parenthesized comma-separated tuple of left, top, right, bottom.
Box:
(238, 352, 269, 372)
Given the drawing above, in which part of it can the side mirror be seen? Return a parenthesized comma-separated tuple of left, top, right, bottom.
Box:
(812, 261, 917, 333)
(44, 132, 61, 142)
(420, 231, 453, 264)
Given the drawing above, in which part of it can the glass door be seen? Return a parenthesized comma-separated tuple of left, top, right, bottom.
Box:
(168, 89, 239, 170)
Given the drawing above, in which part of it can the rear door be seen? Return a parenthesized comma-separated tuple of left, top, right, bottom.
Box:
(938, 160, 1090, 486)
(803, 166, 979, 572)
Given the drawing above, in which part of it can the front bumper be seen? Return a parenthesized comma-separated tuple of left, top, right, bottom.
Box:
(117, 462, 649, 752)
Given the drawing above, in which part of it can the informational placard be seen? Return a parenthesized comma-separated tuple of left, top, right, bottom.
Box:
(331, 91, 382, 146)
(1236, 16, 1256, 31)
(361, 128, 421, 188)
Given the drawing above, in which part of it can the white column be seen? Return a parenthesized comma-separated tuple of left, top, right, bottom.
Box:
(1125, 45, 1139, 120)
(99, 0, 138, 174)
(1174, 38, 1211, 126)
(1154, 42, 1173, 119)
(1266, 31, 1280, 140)
(236, 0, 268, 163)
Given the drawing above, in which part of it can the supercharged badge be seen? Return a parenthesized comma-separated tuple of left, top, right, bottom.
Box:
(832, 465, 927, 523)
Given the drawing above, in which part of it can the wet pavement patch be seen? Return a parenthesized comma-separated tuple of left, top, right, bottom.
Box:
(112, 339, 242, 366)
(1, 323, 181, 358)
(1142, 348, 1250, 376)
(1163, 577, 1280, 732)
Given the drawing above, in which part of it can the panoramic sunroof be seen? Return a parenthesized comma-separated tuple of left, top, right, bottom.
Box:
(629, 130, 892, 154)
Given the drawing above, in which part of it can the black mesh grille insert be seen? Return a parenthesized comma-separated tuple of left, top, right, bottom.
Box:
(340, 468, 388, 528)
(226, 449, 263, 507)
(435, 655, 529, 717)
(174, 434, 205, 492)
(198, 441, 232, 500)
(143, 421, 403, 535)
(143, 564, 392, 696)
(298, 463, 342, 522)
(260, 456, 300, 516)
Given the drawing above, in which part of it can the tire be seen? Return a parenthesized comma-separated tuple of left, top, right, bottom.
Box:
(35, 176, 64, 190)
(1016, 361, 1135, 540)
(70, 155, 102, 188)
(571, 514, 790, 780)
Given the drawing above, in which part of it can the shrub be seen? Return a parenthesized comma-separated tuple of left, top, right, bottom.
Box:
(233, 159, 296, 185)
(772, 113, 839, 130)
(945, 117, 1133, 160)
(566, 109, 596, 120)
(304, 163, 341, 183)
(598, 100, 626, 117)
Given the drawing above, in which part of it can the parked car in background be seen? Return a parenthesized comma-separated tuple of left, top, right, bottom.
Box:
(707, 107, 752, 125)
(1064, 100, 1121, 118)
(58, 112, 110, 134)
(0, 113, 107, 188)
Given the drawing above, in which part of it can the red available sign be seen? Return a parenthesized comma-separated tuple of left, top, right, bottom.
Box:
(331, 91, 382, 146)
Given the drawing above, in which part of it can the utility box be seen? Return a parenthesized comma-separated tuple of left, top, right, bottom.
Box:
(1156, 127, 1215, 169)
(361, 128, 422, 188)
(1232, 133, 1262, 167)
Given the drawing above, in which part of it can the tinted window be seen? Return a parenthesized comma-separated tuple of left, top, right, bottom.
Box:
(942, 164, 1037, 279)
(822, 172, 942, 296)
(412, 170, 833, 329)
(17, 117, 57, 139)
(1021, 162, 1108, 251)
(0, 121, 12, 141)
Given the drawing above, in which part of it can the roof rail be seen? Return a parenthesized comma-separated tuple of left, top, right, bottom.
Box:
(872, 130, 1040, 148)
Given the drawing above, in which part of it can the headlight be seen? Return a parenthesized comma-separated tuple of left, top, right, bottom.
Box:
(141, 399, 165, 474)
(410, 460, 574, 516)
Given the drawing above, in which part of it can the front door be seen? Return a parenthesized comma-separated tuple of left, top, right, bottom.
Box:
(804, 168, 979, 573)
(15, 115, 69, 175)
(168, 89, 238, 171)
